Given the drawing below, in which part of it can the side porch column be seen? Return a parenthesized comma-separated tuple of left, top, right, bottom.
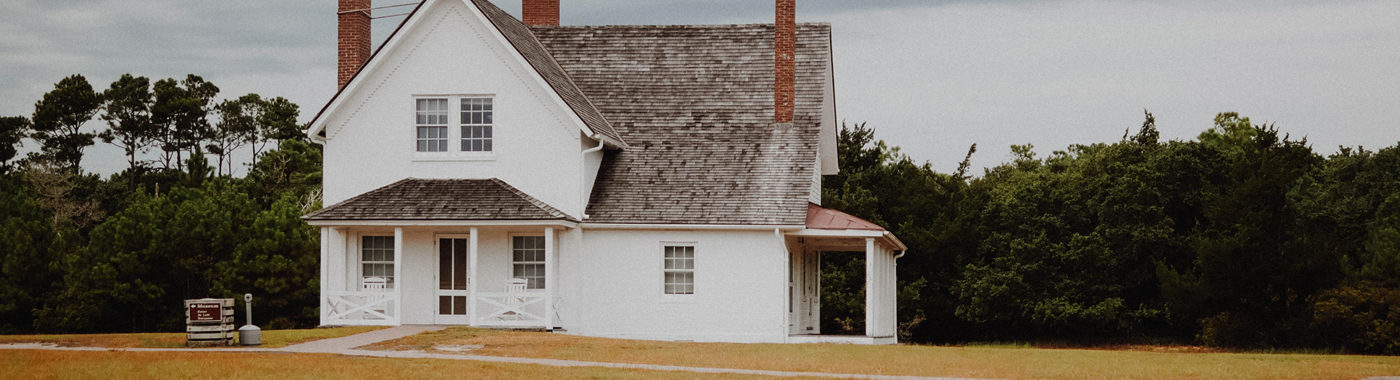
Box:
(393, 227, 403, 323)
(319, 227, 330, 325)
(544, 227, 555, 330)
(864, 237, 876, 337)
(469, 227, 479, 325)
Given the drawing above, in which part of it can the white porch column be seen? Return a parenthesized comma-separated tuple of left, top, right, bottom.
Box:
(865, 237, 876, 337)
(468, 227, 479, 325)
(887, 246, 898, 338)
(319, 227, 330, 325)
(544, 227, 555, 330)
(393, 227, 404, 323)
(328, 227, 347, 292)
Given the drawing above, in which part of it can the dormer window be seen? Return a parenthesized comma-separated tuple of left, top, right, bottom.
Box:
(413, 95, 495, 156)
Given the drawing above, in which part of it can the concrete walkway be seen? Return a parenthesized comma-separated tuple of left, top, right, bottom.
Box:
(0, 326, 984, 380)
(279, 324, 444, 353)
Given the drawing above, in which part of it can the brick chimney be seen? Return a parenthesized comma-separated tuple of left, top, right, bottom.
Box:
(775, 0, 795, 124)
(523, 0, 560, 27)
(338, 0, 372, 89)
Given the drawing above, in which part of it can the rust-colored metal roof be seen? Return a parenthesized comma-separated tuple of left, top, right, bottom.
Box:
(805, 203, 885, 231)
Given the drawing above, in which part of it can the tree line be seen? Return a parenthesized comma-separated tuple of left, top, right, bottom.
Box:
(2, 73, 1396, 354)
(822, 114, 1399, 354)
(1, 74, 322, 332)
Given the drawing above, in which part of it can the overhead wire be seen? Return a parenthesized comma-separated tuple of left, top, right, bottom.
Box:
(372, 12, 413, 19)
(337, 1, 420, 15)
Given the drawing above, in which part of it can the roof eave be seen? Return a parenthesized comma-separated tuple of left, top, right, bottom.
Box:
(305, 219, 579, 227)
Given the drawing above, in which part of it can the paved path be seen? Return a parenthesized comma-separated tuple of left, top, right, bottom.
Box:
(0, 326, 985, 380)
(279, 324, 444, 353)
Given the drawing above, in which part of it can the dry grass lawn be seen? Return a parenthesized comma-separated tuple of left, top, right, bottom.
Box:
(0, 350, 761, 379)
(0, 326, 383, 348)
(369, 327, 1400, 380)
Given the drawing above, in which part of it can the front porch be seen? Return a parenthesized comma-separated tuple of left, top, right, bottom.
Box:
(316, 224, 567, 329)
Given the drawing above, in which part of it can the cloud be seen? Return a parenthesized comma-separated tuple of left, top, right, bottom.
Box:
(824, 0, 1400, 172)
(2, 0, 1397, 176)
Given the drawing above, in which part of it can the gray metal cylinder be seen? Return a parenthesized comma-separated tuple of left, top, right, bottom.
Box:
(239, 324, 261, 346)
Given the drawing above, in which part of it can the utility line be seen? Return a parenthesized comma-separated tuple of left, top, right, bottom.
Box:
(372, 11, 413, 19)
(337, 1, 420, 15)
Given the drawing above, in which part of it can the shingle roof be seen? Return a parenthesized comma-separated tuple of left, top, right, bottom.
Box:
(305, 178, 573, 221)
(470, 0, 626, 147)
(532, 24, 832, 225)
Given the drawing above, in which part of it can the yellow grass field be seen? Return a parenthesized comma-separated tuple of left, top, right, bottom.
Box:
(370, 327, 1400, 380)
(0, 326, 382, 348)
(0, 350, 756, 380)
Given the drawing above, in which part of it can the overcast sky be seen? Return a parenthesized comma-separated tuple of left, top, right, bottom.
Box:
(2, 0, 1397, 176)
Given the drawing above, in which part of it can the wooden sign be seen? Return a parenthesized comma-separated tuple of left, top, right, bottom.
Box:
(184, 298, 236, 346)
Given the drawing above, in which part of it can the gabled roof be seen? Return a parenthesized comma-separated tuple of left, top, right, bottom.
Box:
(469, 0, 625, 146)
(304, 178, 574, 222)
(534, 24, 833, 225)
(306, 0, 627, 148)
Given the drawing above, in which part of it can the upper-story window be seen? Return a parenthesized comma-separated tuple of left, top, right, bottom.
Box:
(415, 98, 449, 152)
(413, 96, 494, 155)
(460, 98, 493, 152)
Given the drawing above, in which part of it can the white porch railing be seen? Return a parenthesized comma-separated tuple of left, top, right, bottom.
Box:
(473, 292, 549, 328)
(323, 290, 399, 325)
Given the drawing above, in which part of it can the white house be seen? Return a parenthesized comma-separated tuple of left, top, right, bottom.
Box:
(304, 0, 907, 344)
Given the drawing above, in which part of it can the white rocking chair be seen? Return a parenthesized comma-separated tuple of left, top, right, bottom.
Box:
(501, 278, 528, 321)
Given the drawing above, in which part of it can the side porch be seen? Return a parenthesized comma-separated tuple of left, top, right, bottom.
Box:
(784, 203, 907, 344)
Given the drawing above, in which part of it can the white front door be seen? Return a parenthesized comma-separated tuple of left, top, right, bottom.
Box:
(435, 236, 471, 324)
(789, 247, 822, 335)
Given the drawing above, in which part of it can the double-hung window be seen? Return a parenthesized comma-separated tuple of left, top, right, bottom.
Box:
(361, 236, 396, 288)
(415, 99, 449, 152)
(460, 98, 493, 152)
(663, 245, 695, 295)
(414, 96, 494, 155)
(512, 236, 546, 290)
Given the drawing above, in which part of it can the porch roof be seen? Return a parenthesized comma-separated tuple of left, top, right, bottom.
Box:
(795, 203, 907, 251)
(805, 203, 883, 231)
(304, 178, 575, 223)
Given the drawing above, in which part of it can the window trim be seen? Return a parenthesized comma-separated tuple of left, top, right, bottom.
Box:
(509, 233, 547, 291)
(660, 242, 697, 297)
(410, 94, 497, 161)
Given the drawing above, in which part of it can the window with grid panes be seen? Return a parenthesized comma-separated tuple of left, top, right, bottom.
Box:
(663, 245, 694, 295)
(361, 236, 395, 288)
(460, 98, 493, 152)
(512, 236, 545, 290)
(415, 98, 449, 152)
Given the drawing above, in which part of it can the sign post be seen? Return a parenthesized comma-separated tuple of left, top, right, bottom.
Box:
(185, 298, 235, 346)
